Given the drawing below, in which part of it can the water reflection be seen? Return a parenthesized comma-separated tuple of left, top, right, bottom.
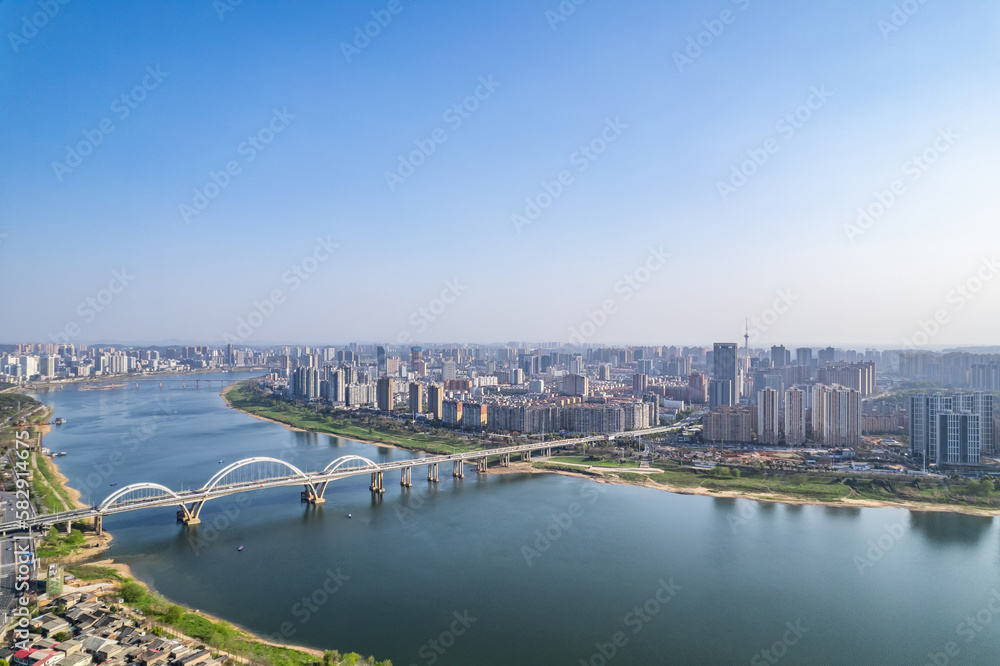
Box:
(909, 510, 993, 545)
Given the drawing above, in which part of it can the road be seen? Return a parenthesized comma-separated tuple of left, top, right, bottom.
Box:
(0, 490, 35, 622)
(0, 425, 678, 534)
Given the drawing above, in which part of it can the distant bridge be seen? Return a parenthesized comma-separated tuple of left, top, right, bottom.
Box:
(0, 427, 672, 535)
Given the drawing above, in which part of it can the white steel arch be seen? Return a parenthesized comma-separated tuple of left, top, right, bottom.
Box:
(98, 482, 184, 512)
(200, 456, 311, 492)
(322, 455, 380, 474)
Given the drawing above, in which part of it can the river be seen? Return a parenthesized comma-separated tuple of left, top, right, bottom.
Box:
(27, 371, 1000, 665)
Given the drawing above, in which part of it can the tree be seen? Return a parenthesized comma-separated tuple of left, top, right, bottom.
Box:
(120, 580, 146, 604)
(165, 605, 184, 624)
(52, 632, 71, 642)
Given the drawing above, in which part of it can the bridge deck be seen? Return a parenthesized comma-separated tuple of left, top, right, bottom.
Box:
(0, 426, 672, 532)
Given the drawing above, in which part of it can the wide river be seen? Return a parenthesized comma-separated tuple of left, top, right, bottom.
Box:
(27, 372, 1000, 665)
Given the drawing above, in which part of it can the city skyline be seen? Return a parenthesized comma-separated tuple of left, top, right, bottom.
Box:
(3, 1, 1000, 345)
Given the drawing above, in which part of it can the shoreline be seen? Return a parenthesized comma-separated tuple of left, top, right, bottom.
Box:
(82, 559, 324, 660)
(221, 382, 1000, 518)
(219, 383, 462, 457)
(32, 403, 331, 662)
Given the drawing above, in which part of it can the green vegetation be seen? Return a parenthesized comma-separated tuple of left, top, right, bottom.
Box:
(531, 462, 599, 476)
(36, 526, 86, 558)
(66, 564, 124, 582)
(0, 392, 40, 422)
(612, 472, 648, 483)
(548, 456, 640, 468)
(636, 460, 1000, 508)
(226, 382, 482, 455)
(112, 577, 392, 666)
(31, 452, 75, 513)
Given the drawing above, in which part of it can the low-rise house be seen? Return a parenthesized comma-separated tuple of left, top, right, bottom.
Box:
(176, 649, 211, 666)
(78, 636, 116, 657)
(58, 654, 90, 666)
(40, 618, 71, 638)
(93, 644, 125, 663)
(11, 649, 65, 666)
(135, 649, 170, 666)
(55, 640, 84, 657)
(73, 613, 101, 633)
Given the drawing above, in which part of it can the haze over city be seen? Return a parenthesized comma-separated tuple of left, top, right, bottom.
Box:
(3, 0, 1000, 346)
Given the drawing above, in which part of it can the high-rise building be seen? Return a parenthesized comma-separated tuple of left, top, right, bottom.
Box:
(328, 367, 346, 402)
(632, 373, 648, 395)
(292, 366, 319, 400)
(598, 363, 612, 381)
(795, 348, 812, 368)
(377, 345, 387, 377)
(911, 392, 993, 464)
(39, 355, 57, 378)
(784, 388, 806, 446)
(461, 401, 487, 429)
(955, 392, 994, 455)
(771, 345, 788, 368)
(757, 388, 780, 445)
(428, 384, 444, 420)
(408, 382, 422, 415)
(442, 400, 463, 426)
(712, 343, 738, 406)
(709, 379, 733, 410)
(821, 385, 862, 447)
(817, 362, 876, 397)
(703, 406, 753, 444)
(376, 376, 394, 412)
(939, 410, 981, 466)
(563, 374, 589, 397)
(442, 360, 457, 381)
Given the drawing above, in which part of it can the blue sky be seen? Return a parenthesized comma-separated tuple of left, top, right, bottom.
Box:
(1, 0, 999, 348)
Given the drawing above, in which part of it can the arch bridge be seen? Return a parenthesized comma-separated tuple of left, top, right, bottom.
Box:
(0, 427, 671, 534)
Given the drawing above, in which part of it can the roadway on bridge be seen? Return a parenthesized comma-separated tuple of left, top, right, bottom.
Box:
(0, 426, 677, 534)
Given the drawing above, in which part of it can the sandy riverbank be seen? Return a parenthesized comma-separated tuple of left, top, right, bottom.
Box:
(80, 559, 324, 659)
(29, 410, 328, 661)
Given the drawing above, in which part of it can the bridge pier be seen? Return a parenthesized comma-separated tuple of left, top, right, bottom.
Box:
(503, 453, 510, 467)
(524, 450, 532, 462)
(428, 463, 438, 482)
(301, 489, 325, 504)
(453, 460, 464, 478)
(401, 467, 412, 487)
(477, 458, 487, 473)
(370, 471, 385, 494)
(94, 515, 102, 535)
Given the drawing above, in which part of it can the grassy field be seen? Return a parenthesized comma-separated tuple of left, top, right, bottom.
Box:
(31, 452, 76, 512)
(226, 382, 486, 456)
(66, 564, 124, 581)
(639, 461, 1000, 508)
(548, 456, 640, 468)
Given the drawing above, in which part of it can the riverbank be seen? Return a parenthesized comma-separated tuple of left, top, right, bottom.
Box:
(21, 407, 382, 665)
(221, 382, 492, 456)
(221, 383, 1000, 517)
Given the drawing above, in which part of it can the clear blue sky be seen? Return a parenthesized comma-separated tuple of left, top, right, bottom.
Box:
(1, 0, 998, 348)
